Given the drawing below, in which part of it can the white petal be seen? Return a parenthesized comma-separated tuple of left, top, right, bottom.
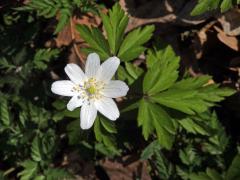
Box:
(80, 102, 97, 129)
(64, 64, 86, 84)
(85, 53, 100, 78)
(94, 97, 119, 121)
(97, 56, 120, 82)
(67, 96, 84, 111)
(51, 80, 75, 96)
(102, 80, 129, 98)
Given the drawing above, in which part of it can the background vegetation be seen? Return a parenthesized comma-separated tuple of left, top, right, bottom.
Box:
(0, 0, 240, 179)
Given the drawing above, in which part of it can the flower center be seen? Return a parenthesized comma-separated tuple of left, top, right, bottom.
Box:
(86, 86, 96, 95)
(72, 78, 105, 102)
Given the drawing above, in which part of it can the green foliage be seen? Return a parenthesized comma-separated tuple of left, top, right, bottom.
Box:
(118, 25, 155, 61)
(76, 25, 111, 59)
(141, 140, 162, 160)
(141, 111, 239, 179)
(0, 98, 10, 126)
(18, 160, 38, 180)
(138, 99, 177, 149)
(0, 1, 239, 179)
(44, 168, 73, 180)
(191, 0, 240, 16)
(16, 0, 97, 33)
(101, 4, 129, 55)
(77, 3, 155, 61)
(31, 137, 42, 162)
(137, 45, 235, 148)
(143, 46, 180, 95)
(141, 141, 174, 179)
(33, 49, 60, 70)
(94, 116, 120, 155)
(226, 154, 240, 180)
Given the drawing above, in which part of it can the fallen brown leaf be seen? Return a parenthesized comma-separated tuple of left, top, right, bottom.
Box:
(214, 26, 240, 51)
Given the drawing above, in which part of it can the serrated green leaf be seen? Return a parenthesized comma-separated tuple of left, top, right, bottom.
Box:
(31, 137, 42, 162)
(179, 118, 210, 135)
(34, 175, 45, 180)
(206, 168, 223, 180)
(220, 0, 232, 12)
(189, 172, 212, 180)
(18, 160, 38, 180)
(41, 130, 56, 157)
(143, 46, 180, 95)
(101, 3, 129, 54)
(151, 76, 235, 115)
(226, 154, 240, 180)
(138, 99, 176, 149)
(179, 146, 201, 166)
(54, 9, 71, 34)
(100, 117, 117, 134)
(67, 119, 81, 145)
(155, 152, 173, 179)
(76, 25, 110, 59)
(125, 62, 144, 80)
(137, 99, 154, 140)
(141, 140, 161, 160)
(118, 25, 155, 61)
(45, 168, 73, 180)
(94, 116, 117, 149)
(0, 98, 10, 126)
(191, 0, 221, 16)
(34, 48, 59, 70)
(151, 89, 207, 115)
(117, 65, 135, 85)
(176, 166, 190, 180)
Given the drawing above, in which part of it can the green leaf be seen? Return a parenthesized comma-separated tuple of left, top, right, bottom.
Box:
(54, 9, 71, 34)
(101, 3, 129, 54)
(100, 117, 117, 134)
(151, 76, 235, 115)
(179, 118, 210, 135)
(220, 0, 233, 12)
(18, 160, 38, 180)
(189, 172, 212, 180)
(143, 46, 180, 95)
(67, 119, 81, 145)
(41, 130, 56, 157)
(191, 0, 221, 16)
(0, 98, 10, 126)
(45, 168, 73, 180)
(125, 62, 144, 80)
(141, 140, 161, 160)
(33, 48, 59, 70)
(226, 154, 240, 180)
(154, 152, 173, 179)
(179, 146, 201, 166)
(206, 168, 223, 180)
(138, 99, 176, 149)
(189, 168, 223, 180)
(151, 89, 206, 115)
(117, 65, 135, 85)
(76, 24, 110, 59)
(34, 175, 45, 180)
(176, 166, 190, 180)
(118, 25, 155, 61)
(31, 137, 42, 162)
(94, 116, 118, 149)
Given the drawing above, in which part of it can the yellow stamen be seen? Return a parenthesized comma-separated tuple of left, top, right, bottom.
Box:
(86, 86, 96, 95)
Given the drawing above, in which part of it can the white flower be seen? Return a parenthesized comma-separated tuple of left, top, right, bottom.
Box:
(51, 53, 129, 129)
